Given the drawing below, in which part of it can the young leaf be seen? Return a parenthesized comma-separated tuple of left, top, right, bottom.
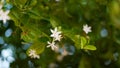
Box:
(83, 45, 97, 50)
(81, 36, 87, 49)
(71, 35, 81, 49)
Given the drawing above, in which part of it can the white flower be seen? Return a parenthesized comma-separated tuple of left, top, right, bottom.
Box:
(47, 41, 57, 50)
(83, 24, 92, 34)
(0, 10, 10, 24)
(50, 27, 62, 41)
(28, 49, 40, 59)
(54, 34, 62, 41)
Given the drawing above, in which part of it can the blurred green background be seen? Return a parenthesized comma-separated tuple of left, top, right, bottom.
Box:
(0, 0, 120, 68)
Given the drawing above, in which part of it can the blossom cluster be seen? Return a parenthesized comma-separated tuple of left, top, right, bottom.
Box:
(46, 25, 92, 51)
(47, 27, 62, 51)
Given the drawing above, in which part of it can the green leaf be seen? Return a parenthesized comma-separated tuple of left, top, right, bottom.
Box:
(28, 10, 42, 19)
(83, 45, 97, 50)
(80, 36, 87, 49)
(79, 57, 91, 68)
(13, 0, 27, 9)
(50, 17, 60, 28)
(27, 40, 45, 55)
(63, 29, 81, 49)
(29, 0, 37, 7)
(21, 26, 41, 42)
